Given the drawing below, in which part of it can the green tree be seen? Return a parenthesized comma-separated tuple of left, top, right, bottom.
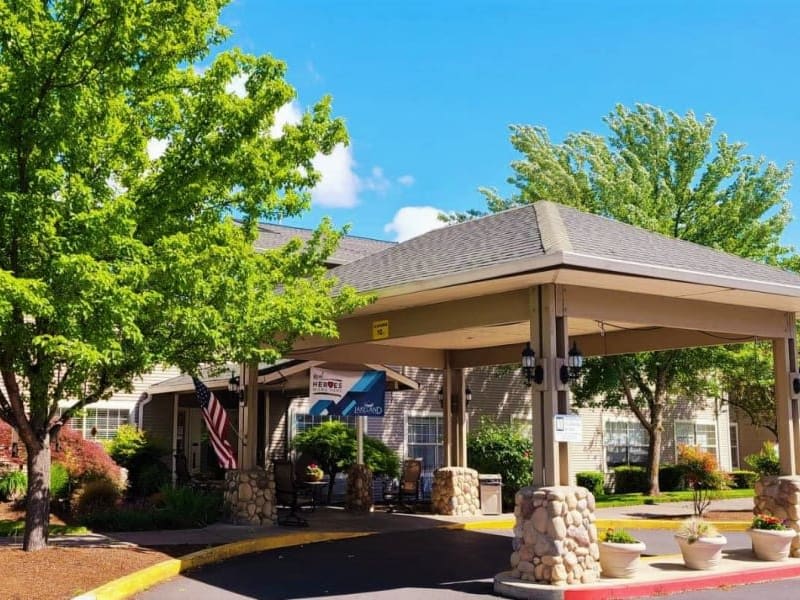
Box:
(467, 418, 533, 509)
(0, 1, 363, 550)
(469, 104, 795, 495)
(291, 420, 399, 503)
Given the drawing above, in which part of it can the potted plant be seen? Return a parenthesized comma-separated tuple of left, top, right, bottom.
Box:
(599, 528, 647, 578)
(674, 517, 727, 570)
(750, 514, 797, 561)
(305, 463, 324, 482)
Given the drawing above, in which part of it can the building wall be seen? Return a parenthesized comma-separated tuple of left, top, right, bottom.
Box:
(142, 393, 175, 451)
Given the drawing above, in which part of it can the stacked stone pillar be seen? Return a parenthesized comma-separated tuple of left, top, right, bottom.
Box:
(431, 466, 481, 516)
(509, 485, 600, 585)
(754, 475, 800, 557)
(345, 464, 374, 512)
(223, 467, 277, 526)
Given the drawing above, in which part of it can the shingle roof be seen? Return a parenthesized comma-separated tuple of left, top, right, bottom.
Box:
(253, 222, 393, 266)
(329, 201, 800, 293)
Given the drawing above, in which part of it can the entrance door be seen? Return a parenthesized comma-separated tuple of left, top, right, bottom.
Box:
(179, 408, 205, 473)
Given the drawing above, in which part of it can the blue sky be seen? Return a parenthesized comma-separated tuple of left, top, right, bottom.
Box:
(220, 0, 800, 246)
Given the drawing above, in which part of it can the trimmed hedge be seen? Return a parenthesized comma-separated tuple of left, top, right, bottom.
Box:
(658, 464, 686, 492)
(576, 471, 605, 497)
(730, 470, 758, 489)
(613, 466, 648, 493)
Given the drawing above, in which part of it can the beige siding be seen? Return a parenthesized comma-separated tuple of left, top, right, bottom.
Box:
(142, 393, 174, 451)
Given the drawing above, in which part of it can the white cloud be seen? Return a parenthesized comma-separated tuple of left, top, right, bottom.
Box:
(269, 101, 303, 138)
(311, 144, 360, 208)
(361, 166, 391, 194)
(226, 73, 248, 98)
(384, 206, 448, 242)
(146, 138, 169, 161)
(396, 174, 415, 187)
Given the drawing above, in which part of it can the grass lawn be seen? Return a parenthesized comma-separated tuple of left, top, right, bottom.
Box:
(0, 520, 88, 537)
(595, 488, 753, 508)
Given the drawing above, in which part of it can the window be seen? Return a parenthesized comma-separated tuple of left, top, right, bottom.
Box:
(729, 424, 740, 469)
(63, 408, 130, 440)
(675, 421, 717, 458)
(604, 420, 648, 467)
(292, 413, 357, 439)
(406, 414, 443, 474)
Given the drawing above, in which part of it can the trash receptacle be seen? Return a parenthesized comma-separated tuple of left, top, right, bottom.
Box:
(479, 474, 502, 515)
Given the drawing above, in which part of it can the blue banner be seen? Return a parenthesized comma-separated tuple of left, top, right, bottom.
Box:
(309, 368, 386, 418)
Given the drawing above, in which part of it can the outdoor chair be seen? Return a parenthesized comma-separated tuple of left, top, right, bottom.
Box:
(385, 458, 422, 512)
(273, 459, 313, 527)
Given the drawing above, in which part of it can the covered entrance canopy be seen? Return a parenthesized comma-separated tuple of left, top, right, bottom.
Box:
(289, 201, 800, 485)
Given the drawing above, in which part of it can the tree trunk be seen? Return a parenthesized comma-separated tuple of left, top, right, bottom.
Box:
(23, 436, 51, 552)
(646, 426, 662, 496)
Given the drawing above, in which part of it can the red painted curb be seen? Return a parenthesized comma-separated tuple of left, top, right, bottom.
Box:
(564, 563, 800, 600)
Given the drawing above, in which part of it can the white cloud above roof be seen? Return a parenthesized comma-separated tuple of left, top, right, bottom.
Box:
(384, 205, 448, 242)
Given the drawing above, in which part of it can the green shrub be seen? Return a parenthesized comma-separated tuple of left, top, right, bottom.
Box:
(468, 418, 533, 510)
(108, 424, 169, 497)
(135, 462, 171, 497)
(82, 508, 158, 532)
(745, 442, 781, 477)
(157, 485, 223, 528)
(0, 470, 27, 501)
(576, 471, 604, 497)
(730, 470, 758, 489)
(658, 464, 686, 492)
(613, 466, 648, 493)
(50, 462, 71, 500)
(364, 436, 400, 478)
(73, 479, 121, 517)
(600, 528, 639, 543)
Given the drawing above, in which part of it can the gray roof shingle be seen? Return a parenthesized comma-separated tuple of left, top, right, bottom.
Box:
(253, 222, 393, 265)
(329, 201, 800, 293)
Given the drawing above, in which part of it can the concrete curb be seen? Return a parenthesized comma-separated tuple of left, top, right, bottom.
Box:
(72, 530, 374, 600)
(70, 516, 751, 599)
(448, 518, 751, 532)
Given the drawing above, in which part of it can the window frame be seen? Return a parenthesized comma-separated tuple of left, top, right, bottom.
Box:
(603, 417, 649, 469)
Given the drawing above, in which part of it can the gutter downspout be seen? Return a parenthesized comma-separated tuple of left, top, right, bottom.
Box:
(137, 392, 152, 431)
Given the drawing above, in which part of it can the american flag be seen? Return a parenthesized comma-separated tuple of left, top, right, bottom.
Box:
(192, 377, 237, 470)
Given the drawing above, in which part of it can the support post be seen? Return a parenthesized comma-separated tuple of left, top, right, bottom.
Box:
(457, 369, 469, 467)
(171, 392, 179, 486)
(774, 316, 797, 475)
(244, 360, 259, 469)
(356, 416, 365, 464)
(443, 364, 452, 467)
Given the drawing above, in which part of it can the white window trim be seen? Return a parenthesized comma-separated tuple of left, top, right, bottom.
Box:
(674, 419, 719, 463)
(402, 410, 442, 464)
(729, 423, 740, 469)
(602, 416, 648, 471)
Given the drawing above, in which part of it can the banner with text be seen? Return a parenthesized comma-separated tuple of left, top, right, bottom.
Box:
(309, 368, 386, 418)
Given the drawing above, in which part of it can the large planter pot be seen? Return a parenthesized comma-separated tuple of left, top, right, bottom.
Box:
(599, 541, 647, 578)
(675, 535, 727, 570)
(750, 528, 797, 561)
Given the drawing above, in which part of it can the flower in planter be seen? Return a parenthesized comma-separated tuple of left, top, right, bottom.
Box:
(601, 528, 639, 544)
(676, 516, 720, 544)
(751, 514, 789, 531)
(305, 463, 324, 480)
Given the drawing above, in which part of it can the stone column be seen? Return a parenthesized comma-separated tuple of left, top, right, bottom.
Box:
(223, 467, 277, 526)
(509, 485, 600, 585)
(345, 464, 373, 512)
(754, 475, 800, 558)
(431, 466, 481, 516)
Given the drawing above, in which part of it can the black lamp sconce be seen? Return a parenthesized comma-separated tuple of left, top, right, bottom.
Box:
(522, 340, 583, 387)
(228, 371, 245, 406)
(438, 386, 472, 412)
(793, 376, 800, 395)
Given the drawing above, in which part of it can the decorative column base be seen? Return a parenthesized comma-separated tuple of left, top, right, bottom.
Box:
(508, 485, 600, 586)
(223, 467, 277, 526)
(345, 464, 374, 512)
(754, 475, 800, 557)
(431, 467, 480, 516)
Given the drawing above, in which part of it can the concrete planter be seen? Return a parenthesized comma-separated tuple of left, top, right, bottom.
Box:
(675, 535, 727, 570)
(599, 540, 646, 578)
(750, 528, 797, 561)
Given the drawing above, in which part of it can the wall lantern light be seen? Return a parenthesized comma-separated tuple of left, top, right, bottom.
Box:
(521, 342, 544, 386)
(793, 376, 800, 395)
(438, 387, 472, 411)
(559, 341, 584, 384)
(228, 371, 245, 406)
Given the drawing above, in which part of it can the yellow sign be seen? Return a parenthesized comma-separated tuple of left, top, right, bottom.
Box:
(372, 319, 389, 340)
